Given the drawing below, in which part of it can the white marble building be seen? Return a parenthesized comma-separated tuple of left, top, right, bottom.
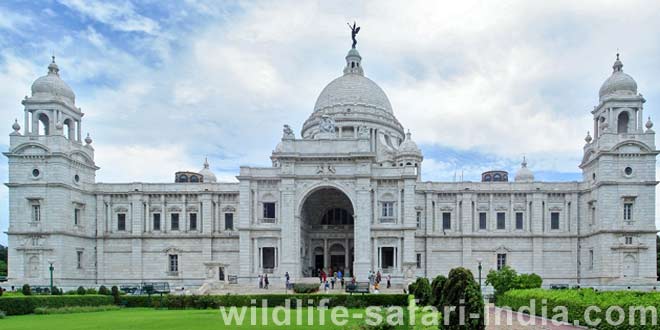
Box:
(4, 46, 658, 289)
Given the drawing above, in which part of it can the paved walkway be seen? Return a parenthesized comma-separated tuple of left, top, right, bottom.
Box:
(487, 306, 585, 330)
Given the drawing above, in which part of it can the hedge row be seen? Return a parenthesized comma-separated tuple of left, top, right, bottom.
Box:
(120, 294, 409, 309)
(0, 295, 114, 316)
(498, 289, 660, 330)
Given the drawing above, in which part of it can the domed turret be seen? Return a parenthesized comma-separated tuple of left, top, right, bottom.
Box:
(30, 57, 76, 107)
(598, 54, 637, 101)
(514, 157, 535, 182)
(397, 130, 422, 156)
(199, 158, 217, 183)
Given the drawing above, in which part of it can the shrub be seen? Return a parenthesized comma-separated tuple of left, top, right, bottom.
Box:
(111, 286, 120, 304)
(516, 273, 542, 290)
(0, 311, 5, 319)
(0, 295, 114, 315)
(0, 286, 3, 297)
(51, 286, 62, 295)
(411, 277, 432, 306)
(292, 283, 320, 294)
(485, 267, 542, 301)
(21, 284, 31, 296)
(499, 289, 660, 330)
(76, 286, 86, 295)
(430, 275, 447, 306)
(86, 288, 98, 295)
(98, 285, 109, 295)
(34, 305, 119, 314)
(120, 294, 409, 309)
(440, 267, 485, 330)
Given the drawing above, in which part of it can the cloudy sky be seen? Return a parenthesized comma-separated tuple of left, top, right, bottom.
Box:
(1, 0, 659, 244)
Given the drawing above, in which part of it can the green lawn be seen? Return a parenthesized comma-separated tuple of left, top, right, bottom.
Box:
(0, 307, 375, 330)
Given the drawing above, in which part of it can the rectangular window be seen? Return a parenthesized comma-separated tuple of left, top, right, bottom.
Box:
(416, 253, 422, 269)
(171, 213, 180, 231)
(497, 253, 507, 270)
(479, 212, 487, 230)
(381, 202, 394, 218)
(591, 206, 596, 225)
(625, 236, 633, 245)
(74, 208, 81, 226)
(117, 213, 126, 231)
(189, 213, 197, 231)
(623, 202, 633, 221)
(496, 212, 506, 230)
(77, 251, 83, 269)
(416, 211, 422, 229)
(551, 212, 560, 230)
(225, 213, 234, 230)
(168, 254, 178, 273)
(515, 212, 524, 230)
(32, 204, 41, 222)
(442, 212, 451, 230)
(153, 213, 161, 231)
(262, 247, 276, 269)
(589, 249, 594, 270)
(263, 202, 276, 219)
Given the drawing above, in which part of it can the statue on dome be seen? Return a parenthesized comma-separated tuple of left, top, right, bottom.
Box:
(282, 124, 294, 139)
(347, 21, 360, 48)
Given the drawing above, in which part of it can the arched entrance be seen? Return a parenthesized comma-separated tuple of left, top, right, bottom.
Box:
(300, 187, 354, 277)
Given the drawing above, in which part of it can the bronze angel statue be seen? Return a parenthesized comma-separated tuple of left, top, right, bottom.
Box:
(347, 21, 360, 48)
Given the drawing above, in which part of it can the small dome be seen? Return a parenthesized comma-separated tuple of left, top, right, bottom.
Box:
(598, 54, 637, 100)
(199, 158, 217, 183)
(514, 157, 535, 182)
(31, 57, 76, 107)
(398, 130, 422, 156)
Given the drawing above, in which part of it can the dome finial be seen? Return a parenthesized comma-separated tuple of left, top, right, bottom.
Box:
(585, 131, 592, 143)
(521, 156, 527, 167)
(84, 133, 92, 144)
(347, 21, 360, 49)
(203, 157, 210, 169)
(11, 118, 21, 134)
(612, 52, 623, 72)
(47, 55, 59, 75)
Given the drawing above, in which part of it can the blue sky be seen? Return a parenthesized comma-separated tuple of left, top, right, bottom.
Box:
(1, 0, 660, 245)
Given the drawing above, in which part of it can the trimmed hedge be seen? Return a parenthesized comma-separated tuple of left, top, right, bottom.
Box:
(499, 289, 660, 330)
(0, 295, 114, 316)
(292, 283, 320, 294)
(120, 294, 409, 309)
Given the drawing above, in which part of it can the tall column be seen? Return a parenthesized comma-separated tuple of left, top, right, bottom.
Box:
(201, 194, 213, 264)
(279, 179, 299, 277)
(344, 238, 350, 270)
(238, 176, 252, 282)
(532, 192, 544, 275)
(402, 178, 417, 277)
(353, 178, 372, 280)
(130, 194, 144, 281)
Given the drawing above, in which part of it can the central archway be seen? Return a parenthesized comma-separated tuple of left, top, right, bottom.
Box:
(299, 187, 354, 277)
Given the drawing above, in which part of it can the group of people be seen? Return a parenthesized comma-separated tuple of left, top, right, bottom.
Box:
(257, 274, 270, 289)
(368, 270, 391, 293)
(318, 268, 349, 292)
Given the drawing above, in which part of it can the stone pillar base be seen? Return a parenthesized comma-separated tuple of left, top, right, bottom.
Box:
(353, 261, 370, 282)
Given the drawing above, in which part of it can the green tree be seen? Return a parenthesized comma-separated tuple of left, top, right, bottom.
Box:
(440, 267, 485, 330)
(516, 273, 542, 290)
(0, 260, 6, 277)
(430, 274, 447, 306)
(0, 244, 6, 277)
(411, 277, 432, 306)
(657, 235, 659, 280)
(22, 284, 31, 296)
(485, 266, 518, 299)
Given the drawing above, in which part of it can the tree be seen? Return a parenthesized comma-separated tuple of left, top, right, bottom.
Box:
(98, 285, 110, 295)
(657, 235, 659, 280)
(77, 286, 86, 295)
(485, 266, 518, 299)
(413, 277, 432, 306)
(22, 284, 31, 296)
(111, 286, 120, 304)
(0, 260, 6, 277)
(440, 267, 485, 330)
(430, 275, 447, 306)
(0, 244, 7, 277)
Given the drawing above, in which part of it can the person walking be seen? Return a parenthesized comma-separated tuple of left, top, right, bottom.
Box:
(285, 271, 290, 289)
(259, 274, 263, 289)
(264, 274, 269, 289)
(387, 274, 391, 289)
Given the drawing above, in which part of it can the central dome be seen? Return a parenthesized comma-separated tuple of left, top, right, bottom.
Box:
(302, 48, 403, 139)
(598, 54, 637, 101)
(31, 58, 76, 107)
(313, 72, 393, 114)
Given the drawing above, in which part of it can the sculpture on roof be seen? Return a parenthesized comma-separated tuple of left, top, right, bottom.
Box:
(347, 21, 360, 48)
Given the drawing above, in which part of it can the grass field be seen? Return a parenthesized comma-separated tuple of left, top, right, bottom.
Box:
(0, 307, 387, 330)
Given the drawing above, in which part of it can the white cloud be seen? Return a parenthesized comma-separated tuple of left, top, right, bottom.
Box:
(57, 0, 159, 34)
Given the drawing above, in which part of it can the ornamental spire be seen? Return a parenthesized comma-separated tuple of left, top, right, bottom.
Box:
(612, 52, 623, 72)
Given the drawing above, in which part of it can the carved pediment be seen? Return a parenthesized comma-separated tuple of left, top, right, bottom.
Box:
(439, 206, 453, 212)
(114, 206, 128, 213)
(164, 247, 183, 255)
(222, 205, 236, 213)
(477, 205, 489, 212)
(548, 206, 563, 212)
(494, 206, 508, 211)
(168, 206, 182, 212)
(513, 205, 526, 211)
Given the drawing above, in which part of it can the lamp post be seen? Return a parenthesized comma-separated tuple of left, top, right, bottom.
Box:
(48, 261, 54, 295)
(477, 258, 483, 288)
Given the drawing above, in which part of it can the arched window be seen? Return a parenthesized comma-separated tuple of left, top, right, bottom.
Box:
(178, 174, 188, 182)
(493, 173, 502, 181)
(63, 118, 74, 140)
(190, 175, 199, 182)
(618, 111, 629, 134)
(321, 208, 354, 225)
(484, 174, 491, 182)
(38, 113, 50, 135)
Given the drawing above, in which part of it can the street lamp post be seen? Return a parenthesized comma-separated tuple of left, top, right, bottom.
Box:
(477, 258, 483, 288)
(48, 261, 54, 295)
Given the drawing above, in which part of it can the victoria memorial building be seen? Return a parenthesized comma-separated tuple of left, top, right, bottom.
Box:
(4, 35, 659, 290)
